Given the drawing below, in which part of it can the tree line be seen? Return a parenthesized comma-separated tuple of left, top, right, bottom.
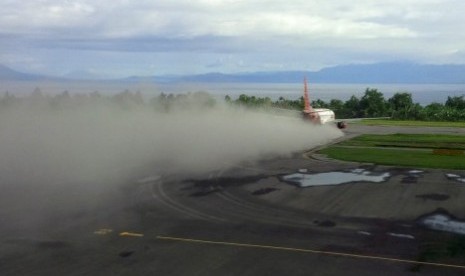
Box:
(1, 87, 464, 121)
(226, 88, 465, 121)
(0, 89, 216, 112)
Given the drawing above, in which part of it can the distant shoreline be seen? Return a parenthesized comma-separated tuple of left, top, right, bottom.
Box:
(3, 80, 464, 106)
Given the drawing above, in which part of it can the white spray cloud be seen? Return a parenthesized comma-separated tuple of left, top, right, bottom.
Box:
(0, 103, 342, 179)
(0, 99, 342, 232)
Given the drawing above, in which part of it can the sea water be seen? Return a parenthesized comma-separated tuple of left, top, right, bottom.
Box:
(3, 81, 465, 105)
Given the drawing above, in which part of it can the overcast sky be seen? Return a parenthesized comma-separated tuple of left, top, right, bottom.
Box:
(1, 0, 465, 78)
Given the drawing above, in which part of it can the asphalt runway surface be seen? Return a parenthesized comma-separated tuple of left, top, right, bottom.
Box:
(1, 125, 465, 275)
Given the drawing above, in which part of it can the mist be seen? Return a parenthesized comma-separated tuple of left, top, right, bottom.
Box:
(0, 94, 343, 234)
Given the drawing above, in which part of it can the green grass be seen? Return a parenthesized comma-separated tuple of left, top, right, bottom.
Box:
(356, 119, 465, 128)
(338, 134, 465, 149)
(319, 133, 465, 169)
(319, 147, 465, 169)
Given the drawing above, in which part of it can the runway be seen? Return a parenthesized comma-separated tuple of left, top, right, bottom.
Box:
(1, 125, 465, 275)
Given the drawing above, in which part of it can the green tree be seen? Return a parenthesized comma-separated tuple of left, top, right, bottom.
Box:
(328, 99, 344, 118)
(409, 103, 425, 120)
(342, 95, 361, 118)
(359, 88, 388, 117)
(388, 92, 414, 119)
(312, 99, 328, 108)
(423, 102, 444, 121)
(237, 94, 250, 105)
(445, 96, 465, 109)
(0, 91, 18, 108)
(188, 91, 216, 108)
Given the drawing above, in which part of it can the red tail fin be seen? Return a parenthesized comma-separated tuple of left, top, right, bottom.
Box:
(303, 77, 312, 112)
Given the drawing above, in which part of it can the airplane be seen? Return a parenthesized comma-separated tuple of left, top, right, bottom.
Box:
(301, 77, 347, 129)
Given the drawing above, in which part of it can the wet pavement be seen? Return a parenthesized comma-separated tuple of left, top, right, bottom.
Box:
(2, 124, 465, 275)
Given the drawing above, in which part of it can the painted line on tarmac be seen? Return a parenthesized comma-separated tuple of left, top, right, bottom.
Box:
(157, 235, 465, 270)
(120, 232, 144, 237)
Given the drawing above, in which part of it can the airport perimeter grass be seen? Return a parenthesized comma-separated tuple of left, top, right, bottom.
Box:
(338, 133, 465, 150)
(357, 119, 465, 128)
(319, 134, 465, 170)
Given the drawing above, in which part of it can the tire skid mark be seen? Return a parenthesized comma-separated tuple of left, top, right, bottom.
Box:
(319, 184, 353, 213)
(206, 165, 317, 227)
(216, 190, 316, 228)
(153, 179, 226, 222)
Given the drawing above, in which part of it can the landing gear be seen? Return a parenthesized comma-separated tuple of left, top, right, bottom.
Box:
(337, 121, 347, 129)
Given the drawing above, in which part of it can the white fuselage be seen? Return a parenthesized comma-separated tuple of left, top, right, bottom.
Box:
(313, 108, 336, 124)
(303, 108, 336, 125)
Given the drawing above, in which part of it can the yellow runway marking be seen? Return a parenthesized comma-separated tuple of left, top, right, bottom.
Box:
(157, 235, 465, 270)
(119, 232, 144, 237)
(94, 229, 113, 235)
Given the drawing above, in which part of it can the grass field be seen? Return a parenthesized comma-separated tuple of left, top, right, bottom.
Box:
(356, 119, 465, 128)
(337, 133, 465, 150)
(319, 134, 465, 169)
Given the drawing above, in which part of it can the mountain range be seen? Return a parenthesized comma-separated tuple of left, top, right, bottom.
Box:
(2, 62, 465, 83)
(0, 64, 45, 81)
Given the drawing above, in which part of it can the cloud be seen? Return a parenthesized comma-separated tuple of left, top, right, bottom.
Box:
(1, 0, 465, 75)
(0, 1, 430, 39)
(0, 1, 96, 34)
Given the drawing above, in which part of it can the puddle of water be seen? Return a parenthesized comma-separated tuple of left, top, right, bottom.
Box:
(351, 168, 365, 174)
(445, 173, 465, 183)
(409, 170, 424, 174)
(282, 169, 391, 187)
(402, 170, 425, 184)
(420, 214, 465, 235)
